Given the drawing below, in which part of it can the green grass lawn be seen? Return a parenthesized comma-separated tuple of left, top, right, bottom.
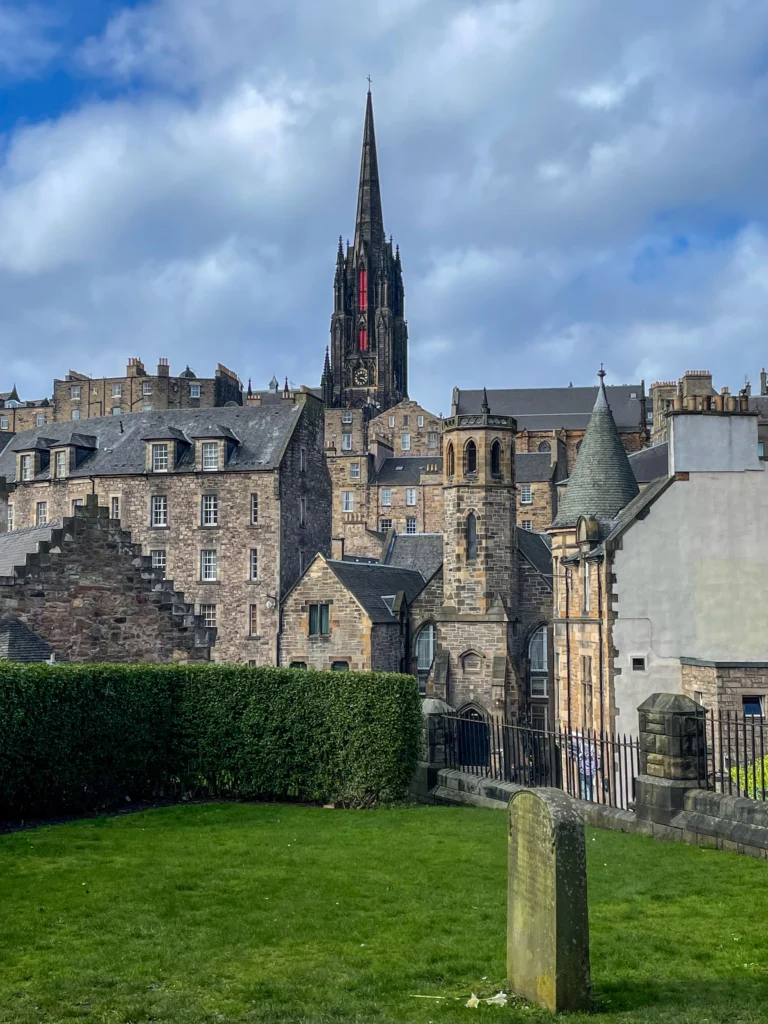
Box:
(0, 804, 766, 1023)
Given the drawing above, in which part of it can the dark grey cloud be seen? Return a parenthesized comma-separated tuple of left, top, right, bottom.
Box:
(2, 0, 768, 412)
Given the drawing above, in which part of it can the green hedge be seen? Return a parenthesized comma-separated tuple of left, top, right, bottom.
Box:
(0, 663, 422, 815)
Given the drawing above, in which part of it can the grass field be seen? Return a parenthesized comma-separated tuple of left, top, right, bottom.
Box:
(0, 803, 766, 1023)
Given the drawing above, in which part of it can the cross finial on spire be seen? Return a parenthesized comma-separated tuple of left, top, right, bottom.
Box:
(597, 364, 606, 380)
(367, 75, 372, 93)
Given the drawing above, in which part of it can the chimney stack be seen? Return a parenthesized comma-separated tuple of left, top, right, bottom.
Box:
(761, 368, 767, 396)
(331, 537, 345, 561)
(157, 357, 169, 378)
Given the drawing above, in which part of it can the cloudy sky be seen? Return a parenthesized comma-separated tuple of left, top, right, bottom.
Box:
(2, 0, 768, 415)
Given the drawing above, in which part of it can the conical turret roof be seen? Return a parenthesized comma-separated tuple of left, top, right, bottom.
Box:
(553, 369, 639, 529)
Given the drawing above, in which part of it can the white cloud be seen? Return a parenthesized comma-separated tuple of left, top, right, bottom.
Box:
(1, 0, 768, 415)
(0, 3, 59, 79)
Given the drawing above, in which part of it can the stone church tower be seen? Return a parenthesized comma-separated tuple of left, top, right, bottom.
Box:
(434, 391, 521, 719)
(322, 90, 408, 412)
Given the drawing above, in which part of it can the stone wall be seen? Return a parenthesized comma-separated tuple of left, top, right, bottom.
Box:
(0, 406, 52, 434)
(279, 395, 332, 596)
(371, 621, 406, 672)
(518, 480, 554, 532)
(5, 401, 330, 665)
(368, 399, 442, 456)
(53, 364, 241, 422)
(373, 473, 443, 534)
(278, 555, 373, 670)
(0, 498, 213, 662)
(681, 660, 768, 713)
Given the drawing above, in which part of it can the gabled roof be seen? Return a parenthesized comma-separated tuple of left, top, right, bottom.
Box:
(0, 521, 59, 576)
(0, 620, 53, 662)
(383, 533, 443, 580)
(327, 559, 426, 623)
(515, 452, 554, 483)
(456, 383, 645, 432)
(0, 405, 302, 482)
(517, 529, 553, 582)
(603, 475, 674, 548)
(553, 371, 640, 530)
(629, 443, 669, 484)
(371, 456, 442, 486)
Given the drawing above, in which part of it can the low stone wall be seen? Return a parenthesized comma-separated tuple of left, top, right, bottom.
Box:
(411, 764, 768, 858)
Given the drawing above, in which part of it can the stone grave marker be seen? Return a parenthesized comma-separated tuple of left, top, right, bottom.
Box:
(507, 788, 591, 1012)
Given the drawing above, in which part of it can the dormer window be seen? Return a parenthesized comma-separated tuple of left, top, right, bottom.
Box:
(152, 443, 169, 472)
(202, 442, 218, 471)
(55, 451, 67, 479)
(21, 454, 33, 481)
(142, 382, 152, 396)
(70, 386, 81, 401)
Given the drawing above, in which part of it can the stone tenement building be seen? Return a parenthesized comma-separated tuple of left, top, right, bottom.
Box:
(281, 394, 555, 727)
(0, 386, 52, 434)
(0, 395, 330, 664)
(550, 373, 768, 736)
(1, 359, 242, 436)
(0, 496, 214, 662)
(53, 358, 242, 421)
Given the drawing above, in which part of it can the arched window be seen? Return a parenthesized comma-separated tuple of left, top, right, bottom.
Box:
(358, 267, 367, 311)
(575, 439, 583, 454)
(446, 442, 455, 477)
(529, 625, 548, 698)
(538, 441, 551, 453)
(414, 623, 436, 693)
(466, 512, 478, 561)
(359, 327, 368, 352)
(460, 651, 482, 674)
(465, 439, 477, 474)
(491, 440, 501, 476)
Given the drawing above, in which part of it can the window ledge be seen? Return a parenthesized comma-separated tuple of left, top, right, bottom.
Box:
(198, 580, 221, 586)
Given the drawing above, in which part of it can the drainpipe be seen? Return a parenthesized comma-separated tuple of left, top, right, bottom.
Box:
(565, 564, 572, 732)
(597, 559, 605, 736)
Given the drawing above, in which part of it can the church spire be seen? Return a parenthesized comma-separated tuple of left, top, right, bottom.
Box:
(354, 89, 385, 254)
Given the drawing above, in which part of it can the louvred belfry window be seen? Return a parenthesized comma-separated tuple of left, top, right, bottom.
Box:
(359, 327, 368, 351)
(358, 268, 367, 311)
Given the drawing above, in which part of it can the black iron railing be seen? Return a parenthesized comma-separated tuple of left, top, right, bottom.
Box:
(431, 714, 640, 811)
(694, 711, 768, 801)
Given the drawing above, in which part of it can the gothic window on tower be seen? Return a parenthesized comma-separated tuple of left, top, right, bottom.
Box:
(359, 327, 368, 352)
(358, 268, 367, 311)
(491, 440, 501, 477)
(446, 443, 455, 476)
(466, 512, 478, 561)
(465, 440, 477, 475)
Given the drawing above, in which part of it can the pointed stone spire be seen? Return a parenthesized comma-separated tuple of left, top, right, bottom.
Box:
(247, 377, 252, 398)
(321, 347, 334, 407)
(481, 387, 490, 415)
(354, 90, 385, 255)
(553, 368, 639, 529)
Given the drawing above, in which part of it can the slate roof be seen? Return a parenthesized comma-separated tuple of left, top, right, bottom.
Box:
(0, 433, 13, 456)
(0, 521, 59, 576)
(383, 534, 443, 580)
(0, 620, 53, 662)
(553, 374, 640, 529)
(517, 529, 553, 581)
(629, 443, 669, 483)
(371, 456, 443, 486)
(0, 405, 302, 481)
(602, 476, 674, 547)
(456, 384, 645, 432)
(327, 560, 427, 622)
(515, 452, 554, 483)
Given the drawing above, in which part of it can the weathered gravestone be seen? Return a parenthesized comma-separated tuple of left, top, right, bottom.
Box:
(507, 789, 591, 1013)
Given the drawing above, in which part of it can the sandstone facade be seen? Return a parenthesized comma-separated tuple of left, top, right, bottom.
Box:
(0, 496, 214, 662)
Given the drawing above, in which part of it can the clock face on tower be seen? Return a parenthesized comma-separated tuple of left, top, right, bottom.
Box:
(354, 367, 369, 386)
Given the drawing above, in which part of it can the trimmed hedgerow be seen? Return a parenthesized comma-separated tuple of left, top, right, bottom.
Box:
(0, 663, 422, 816)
